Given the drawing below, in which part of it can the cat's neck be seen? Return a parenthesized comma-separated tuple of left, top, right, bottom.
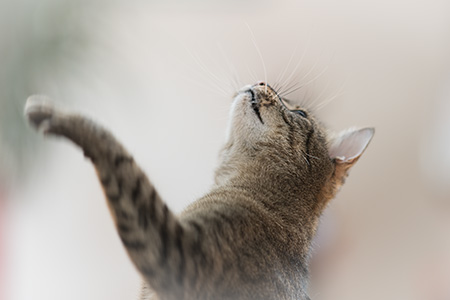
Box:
(211, 163, 321, 259)
(214, 143, 327, 230)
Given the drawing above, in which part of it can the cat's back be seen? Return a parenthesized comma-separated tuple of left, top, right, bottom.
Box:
(141, 187, 309, 300)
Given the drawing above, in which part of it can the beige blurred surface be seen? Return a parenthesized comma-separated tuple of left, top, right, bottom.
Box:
(3, 0, 450, 299)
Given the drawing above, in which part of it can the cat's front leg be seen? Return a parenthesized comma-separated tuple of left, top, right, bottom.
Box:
(25, 96, 196, 299)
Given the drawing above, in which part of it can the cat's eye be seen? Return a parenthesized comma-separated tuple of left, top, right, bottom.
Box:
(292, 110, 307, 118)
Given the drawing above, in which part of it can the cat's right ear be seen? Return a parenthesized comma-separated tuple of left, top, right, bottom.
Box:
(328, 127, 374, 173)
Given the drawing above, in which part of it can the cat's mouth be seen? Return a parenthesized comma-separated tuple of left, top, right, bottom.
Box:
(247, 89, 264, 124)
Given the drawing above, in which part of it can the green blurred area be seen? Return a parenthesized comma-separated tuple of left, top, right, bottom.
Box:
(0, 0, 107, 184)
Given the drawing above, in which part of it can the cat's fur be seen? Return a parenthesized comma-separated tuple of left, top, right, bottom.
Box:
(25, 82, 374, 300)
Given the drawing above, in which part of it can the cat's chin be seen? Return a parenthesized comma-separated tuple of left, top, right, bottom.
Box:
(228, 91, 264, 138)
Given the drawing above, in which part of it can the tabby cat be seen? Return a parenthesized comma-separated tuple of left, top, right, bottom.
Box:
(25, 81, 374, 300)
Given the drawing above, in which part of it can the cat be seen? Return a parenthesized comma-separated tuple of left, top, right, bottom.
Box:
(25, 81, 374, 300)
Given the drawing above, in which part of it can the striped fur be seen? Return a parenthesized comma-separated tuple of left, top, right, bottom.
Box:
(25, 83, 373, 300)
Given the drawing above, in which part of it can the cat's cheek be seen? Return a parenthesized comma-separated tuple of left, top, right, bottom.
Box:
(224, 104, 236, 141)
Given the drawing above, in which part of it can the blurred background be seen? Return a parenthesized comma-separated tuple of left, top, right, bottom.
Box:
(2, 0, 450, 299)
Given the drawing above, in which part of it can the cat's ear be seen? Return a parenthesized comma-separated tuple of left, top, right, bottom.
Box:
(329, 127, 374, 169)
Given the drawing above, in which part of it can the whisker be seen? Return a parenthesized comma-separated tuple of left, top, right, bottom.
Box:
(246, 63, 258, 83)
(297, 48, 335, 93)
(296, 54, 322, 84)
(246, 22, 268, 92)
(316, 81, 347, 110)
(284, 47, 337, 105)
(189, 70, 230, 98)
(281, 48, 331, 98)
(314, 81, 347, 111)
(278, 58, 320, 98)
(297, 64, 329, 89)
(272, 82, 280, 92)
(308, 79, 331, 108)
(315, 92, 345, 111)
(202, 49, 238, 93)
(304, 86, 313, 105)
(185, 75, 229, 98)
(279, 63, 329, 98)
(273, 81, 288, 94)
(279, 33, 312, 94)
(216, 42, 241, 91)
(279, 80, 302, 96)
(275, 42, 300, 89)
(279, 81, 303, 98)
(185, 48, 232, 96)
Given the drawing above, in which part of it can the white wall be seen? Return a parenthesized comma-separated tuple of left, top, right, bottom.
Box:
(5, 0, 450, 299)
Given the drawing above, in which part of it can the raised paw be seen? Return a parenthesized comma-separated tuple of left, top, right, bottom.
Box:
(24, 95, 57, 133)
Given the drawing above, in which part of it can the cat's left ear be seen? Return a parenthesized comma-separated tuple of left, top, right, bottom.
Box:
(329, 127, 374, 171)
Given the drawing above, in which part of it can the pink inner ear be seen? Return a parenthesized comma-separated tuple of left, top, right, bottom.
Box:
(329, 128, 374, 162)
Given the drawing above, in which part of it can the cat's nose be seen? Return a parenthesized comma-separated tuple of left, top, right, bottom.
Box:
(256, 81, 266, 86)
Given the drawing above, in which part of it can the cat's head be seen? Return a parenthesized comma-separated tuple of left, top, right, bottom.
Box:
(218, 81, 374, 209)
